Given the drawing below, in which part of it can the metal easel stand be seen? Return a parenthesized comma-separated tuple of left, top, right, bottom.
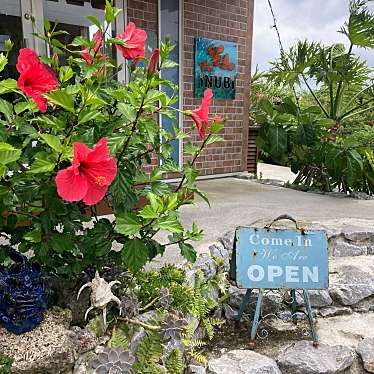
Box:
(236, 288, 319, 347)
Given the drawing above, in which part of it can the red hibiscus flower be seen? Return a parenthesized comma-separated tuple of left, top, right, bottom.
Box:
(55, 138, 117, 206)
(116, 22, 147, 60)
(16, 48, 58, 112)
(147, 48, 160, 76)
(191, 88, 213, 140)
(80, 30, 107, 65)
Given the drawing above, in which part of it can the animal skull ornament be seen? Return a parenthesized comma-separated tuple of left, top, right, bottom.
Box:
(77, 271, 121, 326)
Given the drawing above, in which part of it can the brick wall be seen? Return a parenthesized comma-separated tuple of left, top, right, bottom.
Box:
(126, 0, 254, 177)
(183, 0, 254, 176)
(127, 0, 158, 34)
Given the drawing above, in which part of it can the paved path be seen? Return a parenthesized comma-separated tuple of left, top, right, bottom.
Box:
(154, 177, 374, 266)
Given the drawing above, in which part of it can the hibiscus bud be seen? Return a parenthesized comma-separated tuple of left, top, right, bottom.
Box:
(147, 48, 160, 76)
(4, 39, 13, 53)
(212, 115, 225, 123)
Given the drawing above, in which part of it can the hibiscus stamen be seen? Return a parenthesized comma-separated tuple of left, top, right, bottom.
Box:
(94, 176, 108, 187)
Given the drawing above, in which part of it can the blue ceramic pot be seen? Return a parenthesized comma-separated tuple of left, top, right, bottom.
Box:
(0, 249, 48, 334)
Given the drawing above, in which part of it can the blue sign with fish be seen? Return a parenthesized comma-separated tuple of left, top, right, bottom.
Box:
(194, 37, 237, 99)
(235, 226, 328, 290)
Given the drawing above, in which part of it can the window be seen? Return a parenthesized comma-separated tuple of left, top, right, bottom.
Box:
(160, 0, 182, 165)
(0, 1, 24, 79)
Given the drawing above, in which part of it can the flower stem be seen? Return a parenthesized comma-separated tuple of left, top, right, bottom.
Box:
(117, 317, 160, 331)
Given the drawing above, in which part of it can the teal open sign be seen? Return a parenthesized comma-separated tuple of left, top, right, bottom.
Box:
(235, 226, 328, 290)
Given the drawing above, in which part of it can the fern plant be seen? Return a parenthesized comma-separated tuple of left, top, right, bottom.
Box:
(133, 331, 165, 374)
(182, 321, 208, 366)
(165, 349, 185, 374)
(109, 326, 129, 349)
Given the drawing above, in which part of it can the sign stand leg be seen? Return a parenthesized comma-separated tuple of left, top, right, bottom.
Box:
(236, 289, 253, 321)
(249, 288, 264, 346)
(302, 289, 319, 346)
(290, 289, 298, 324)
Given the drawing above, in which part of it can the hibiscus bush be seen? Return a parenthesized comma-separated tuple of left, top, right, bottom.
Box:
(0, 1, 223, 276)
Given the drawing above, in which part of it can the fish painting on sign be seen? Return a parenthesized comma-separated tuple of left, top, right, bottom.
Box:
(194, 37, 237, 99)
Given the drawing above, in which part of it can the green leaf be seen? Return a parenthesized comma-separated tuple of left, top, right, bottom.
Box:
(162, 59, 179, 69)
(139, 204, 159, 219)
(59, 66, 74, 83)
(209, 122, 224, 134)
(78, 108, 102, 124)
(105, 0, 115, 22)
(40, 133, 63, 152)
(268, 125, 288, 161)
(296, 123, 316, 146)
(156, 213, 183, 233)
(0, 98, 13, 120)
(14, 102, 29, 114)
(0, 143, 21, 165)
(85, 16, 103, 30)
(179, 242, 197, 262)
(205, 134, 223, 145)
(115, 212, 142, 236)
(117, 103, 136, 122)
(258, 97, 273, 116)
(24, 228, 41, 243)
(45, 91, 75, 113)
(43, 17, 51, 32)
(0, 54, 7, 73)
(122, 239, 149, 272)
(107, 37, 126, 47)
(71, 36, 93, 47)
(340, 0, 374, 48)
(0, 78, 17, 94)
(276, 96, 298, 116)
(50, 233, 74, 253)
(29, 152, 56, 174)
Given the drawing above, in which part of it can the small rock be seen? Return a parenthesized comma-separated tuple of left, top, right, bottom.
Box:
(223, 304, 238, 320)
(188, 364, 207, 374)
(219, 230, 235, 253)
(357, 337, 374, 373)
(209, 241, 230, 270)
(185, 269, 196, 287)
(308, 290, 333, 307)
(193, 254, 217, 280)
(331, 240, 366, 257)
(277, 340, 354, 374)
(208, 349, 281, 374)
(350, 191, 374, 200)
(351, 294, 374, 313)
(202, 285, 219, 303)
(368, 245, 374, 255)
(318, 306, 352, 318)
(329, 266, 374, 306)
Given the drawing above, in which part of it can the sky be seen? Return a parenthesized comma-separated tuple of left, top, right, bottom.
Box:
(252, 0, 374, 73)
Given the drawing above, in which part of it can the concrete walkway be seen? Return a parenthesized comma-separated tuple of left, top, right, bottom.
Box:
(155, 177, 374, 265)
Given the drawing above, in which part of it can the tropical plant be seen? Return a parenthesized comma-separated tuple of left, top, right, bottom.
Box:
(254, 0, 374, 194)
(0, 1, 224, 276)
